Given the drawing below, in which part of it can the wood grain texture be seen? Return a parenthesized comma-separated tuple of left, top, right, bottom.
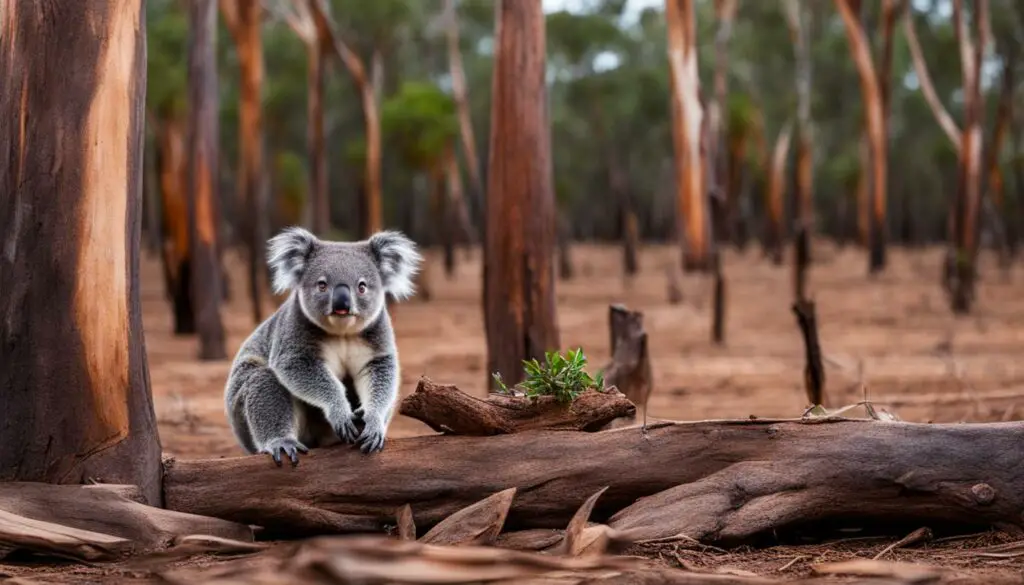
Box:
(398, 377, 636, 436)
(0, 0, 162, 505)
(483, 0, 560, 390)
(0, 482, 253, 560)
(164, 419, 1024, 542)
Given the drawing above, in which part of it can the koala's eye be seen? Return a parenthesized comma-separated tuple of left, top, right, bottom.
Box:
(316, 280, 327, 292)
(357, 281, 367, 295)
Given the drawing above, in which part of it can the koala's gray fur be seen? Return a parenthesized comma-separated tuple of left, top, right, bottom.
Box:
(224, 227, 423, 464)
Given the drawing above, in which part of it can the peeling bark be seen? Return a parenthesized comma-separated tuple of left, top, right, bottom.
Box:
(0, 0, 163, 505)
(484, 0, 560, 389)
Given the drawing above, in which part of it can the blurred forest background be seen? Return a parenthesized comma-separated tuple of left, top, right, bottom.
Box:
(144, 0, 1024, 260)
(135, 0, 1024, 449)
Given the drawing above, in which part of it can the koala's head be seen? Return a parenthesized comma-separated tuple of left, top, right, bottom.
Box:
(267, 227, 423, 334)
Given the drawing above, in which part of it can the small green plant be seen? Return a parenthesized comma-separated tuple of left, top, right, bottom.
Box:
(492, 348, 604, 404)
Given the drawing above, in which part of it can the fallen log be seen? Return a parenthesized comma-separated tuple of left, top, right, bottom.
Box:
(163, 418, 1024, 543)
(0, 482, 253, 561)
(398, 376, 635, 435)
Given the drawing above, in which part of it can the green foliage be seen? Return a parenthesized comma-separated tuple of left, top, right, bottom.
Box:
(380, 81, 458, 172)
(492, 348, 605, 405)
(146, 0, 188, 118)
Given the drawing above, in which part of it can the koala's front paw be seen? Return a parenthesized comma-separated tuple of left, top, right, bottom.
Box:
(328, 408, 360, 444)
(356, 416, 386, 454)
(260, 437, 309, 467)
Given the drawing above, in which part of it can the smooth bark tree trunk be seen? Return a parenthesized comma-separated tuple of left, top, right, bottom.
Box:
(784, 0, 814, 301)
(666, 0, 711, 272)
(221, 0, 267, 325)
(484, 0, 560, 389)
(157, 117, 196, 335)
(308, 1, 383, 238)
(950, 0, 986, 314)
(445, 0, 485, 236)
(766, 124, 792, 265)
(0, 0, 163, 506)
(304, 45, 330, 236)
(187, 0, 228, 360)
(836, 0, 888, 273)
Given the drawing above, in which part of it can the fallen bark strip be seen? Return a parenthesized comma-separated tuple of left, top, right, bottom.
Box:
(164, 419, 1024, 542)
(0, 482, 253, 559)
(157, 534, 777, 585)
(398, 376, 635, 435)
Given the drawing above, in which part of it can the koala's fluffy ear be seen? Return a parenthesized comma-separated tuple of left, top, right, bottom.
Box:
(368, 230, 423, 301)
(267, 227, 318, 294)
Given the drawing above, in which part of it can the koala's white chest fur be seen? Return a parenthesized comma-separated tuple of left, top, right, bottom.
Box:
(321, 335, 377, 379)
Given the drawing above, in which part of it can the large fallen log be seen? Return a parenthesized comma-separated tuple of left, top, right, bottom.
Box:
(163, 418, 1024, 542)
(398, 377, 636, 435)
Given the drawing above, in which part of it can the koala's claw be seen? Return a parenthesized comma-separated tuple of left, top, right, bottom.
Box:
(331, 414, 360, 444)
(262, 437, 309, 467)
(356, 427, 385, 454)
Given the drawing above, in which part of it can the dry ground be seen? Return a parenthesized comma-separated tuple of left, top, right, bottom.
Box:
(7, 241, 1024, 584)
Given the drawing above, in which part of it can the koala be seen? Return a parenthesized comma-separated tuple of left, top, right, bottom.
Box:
(224, 227, 423, 465)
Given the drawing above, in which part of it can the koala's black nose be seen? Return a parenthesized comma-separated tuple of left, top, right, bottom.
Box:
(332, 284, 353, 315)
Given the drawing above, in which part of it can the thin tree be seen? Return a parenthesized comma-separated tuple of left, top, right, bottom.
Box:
(484, 0, 560, 388)
(903, 0, 990, 312)
(708, 0, 738, 249)
(0, 1, 163, 504)
(220, 0, 268, 324)
(666, 0, 712, 271)
(188, 0, 228, 360)
(156, 112, 196, 334)
(307, 0, 384, 238)
(267, 0, 331, 235)
(766, 122, 793, 265)
(783, 0, 814, 301)
(444, 0, 485, 237)
(835, 0, 891, 273)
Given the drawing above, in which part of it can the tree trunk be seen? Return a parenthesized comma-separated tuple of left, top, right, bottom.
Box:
(157, 117, 196, 335)
(163, 418, 1024, 543)
(305, 45, 330, 236)
(445, 0, 485, 237)
(484, 0, 560, 390)
(784, 0, 814, 300)
(708, 0, 737, 254)
(0, 0, 163, 505)
(221, 0, 267, 326)
(950, 0, 986, 314)
(983, 47, 1014, 268)
(766, 123, 792, 265)
(666, 0, 710, 272)
(187, 0, 228, 360)
(309, 2, 383, 239)
(836, 0, 888, 273)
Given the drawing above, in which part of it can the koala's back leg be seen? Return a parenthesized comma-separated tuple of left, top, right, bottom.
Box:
(228, 363, 300, 454)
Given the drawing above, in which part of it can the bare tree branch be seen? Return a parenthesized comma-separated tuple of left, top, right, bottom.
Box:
(903, 9, 962, 148)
